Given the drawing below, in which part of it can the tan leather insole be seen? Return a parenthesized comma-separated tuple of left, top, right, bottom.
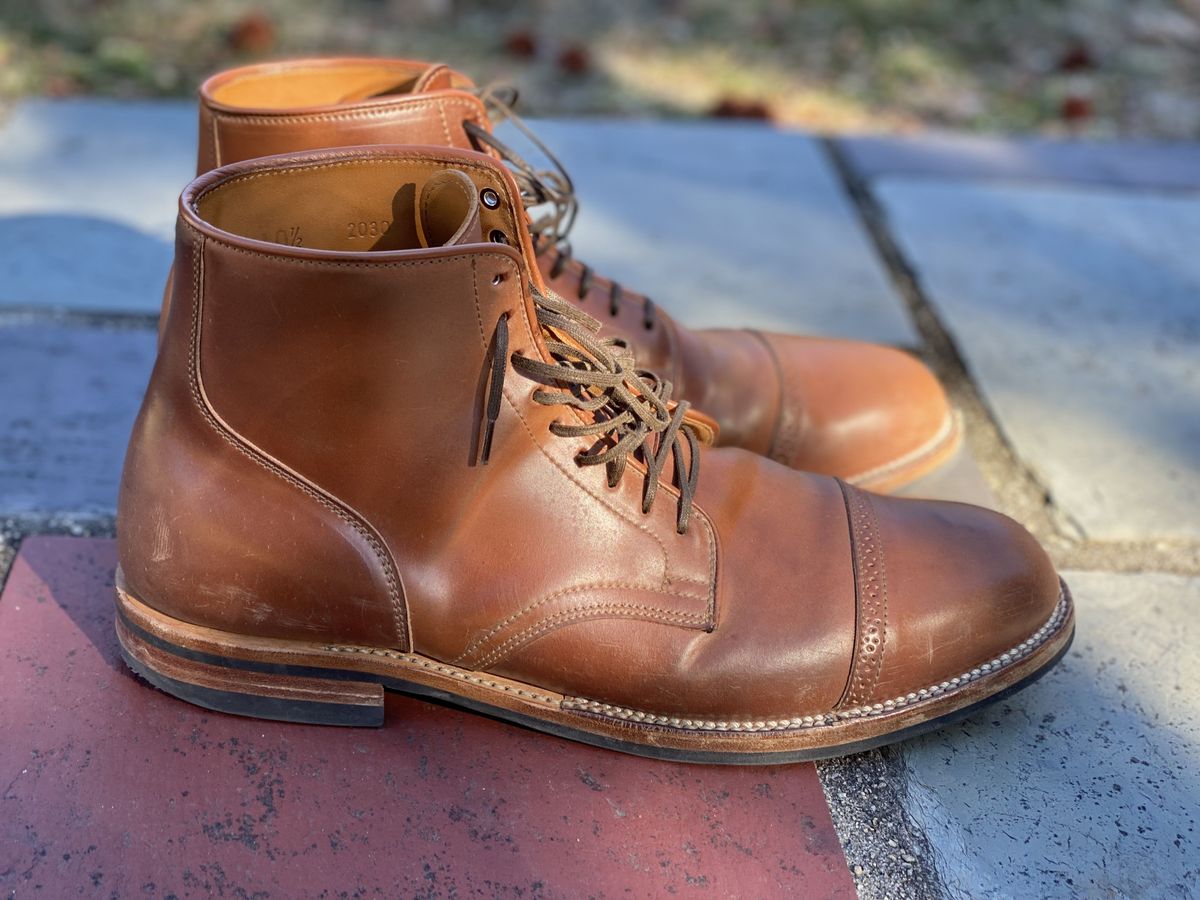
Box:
(208, 62, 425, 109)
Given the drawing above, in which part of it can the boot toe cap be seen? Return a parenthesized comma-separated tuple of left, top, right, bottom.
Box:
(863, 493, 1064, 704)
(760, 333, 958, 490)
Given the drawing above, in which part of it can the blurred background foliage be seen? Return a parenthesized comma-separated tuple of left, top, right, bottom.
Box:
(1, 0, 1198, 135)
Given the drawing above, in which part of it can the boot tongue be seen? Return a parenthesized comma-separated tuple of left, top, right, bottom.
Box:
(414, 170, 483, 248)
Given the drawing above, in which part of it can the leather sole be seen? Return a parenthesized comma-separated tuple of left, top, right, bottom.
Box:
(114, 573, 1074, 765)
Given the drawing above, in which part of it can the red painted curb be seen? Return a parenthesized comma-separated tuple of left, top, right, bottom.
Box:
(1, 536, 855, 897)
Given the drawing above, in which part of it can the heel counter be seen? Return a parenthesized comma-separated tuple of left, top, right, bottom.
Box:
(118, 230, 405, 649)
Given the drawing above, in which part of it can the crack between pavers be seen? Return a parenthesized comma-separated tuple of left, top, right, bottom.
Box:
(0, 306, 160, 331)
(817, 748, 950, 900)
(820, 136, 1200, 579)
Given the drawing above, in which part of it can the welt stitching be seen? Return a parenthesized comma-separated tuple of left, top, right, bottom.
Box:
(321, 645, 560, 705)
(561, 587, 1070, 731)
(474, 603, 709, 671)
(185, 229, 409, 648)
(452, 579, 710, 665)
(321, 586, 1068, 730)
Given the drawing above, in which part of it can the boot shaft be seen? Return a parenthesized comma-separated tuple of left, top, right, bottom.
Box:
(197, 58, 484, 172)
(121, 147, 717, 668)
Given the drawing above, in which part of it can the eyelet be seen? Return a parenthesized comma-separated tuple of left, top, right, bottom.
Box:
(489, 229, 509, 244)
(480, 188, 500, 209)
(491, 272, 505, 286)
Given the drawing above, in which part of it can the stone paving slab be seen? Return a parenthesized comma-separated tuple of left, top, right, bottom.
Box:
(898, 569, 1199, 898)
(841, 133, 1200, 191)
(0, 101, 917, 345)
(0, 536, 855, 897)
(0, 322, 156, 517)
(875, 178, 1200, 542)
(519, 120, 917, 344)
(0, 100, 191, 313)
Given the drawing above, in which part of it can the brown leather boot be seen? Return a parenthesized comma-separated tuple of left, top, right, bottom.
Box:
(185, 57, 963, 494)
(116, 146, 1072, 763)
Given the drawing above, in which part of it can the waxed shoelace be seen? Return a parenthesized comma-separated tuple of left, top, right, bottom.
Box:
(478, 288, 696, 533)
(465, 86, 657, 331)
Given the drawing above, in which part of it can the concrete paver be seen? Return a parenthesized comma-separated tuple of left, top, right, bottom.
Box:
(0, 100, 191, 313)
(0, 102, 918, 345)
(0, 536, 855, 897)
(0, 322, 155, 517)
(841, 133, 1200, 191)
(518, 120, 918, 344)
(876, 178, 1200, 542)
(898, 570, 1199, 898)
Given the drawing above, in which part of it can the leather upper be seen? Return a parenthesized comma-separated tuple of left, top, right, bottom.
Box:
(120, 146, 1063, 723)
(191, 58, 961, 490)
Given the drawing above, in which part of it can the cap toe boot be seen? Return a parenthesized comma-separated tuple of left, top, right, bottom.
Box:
(117, 146, 1073, 763)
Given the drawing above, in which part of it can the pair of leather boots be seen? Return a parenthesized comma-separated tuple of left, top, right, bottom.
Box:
(116, 58, 1073, 763)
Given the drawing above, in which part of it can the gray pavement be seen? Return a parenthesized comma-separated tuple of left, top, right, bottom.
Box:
(0, 321, 156, 517)
(1, 99, 1198, 899)
(876, 178, 1200, 542)
(841, 132, 1200, 192)
(903, 571, 1199, 898)
(519, 120, 917, 344)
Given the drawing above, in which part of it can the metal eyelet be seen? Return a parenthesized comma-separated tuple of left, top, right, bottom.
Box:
(480, 188, 500, 209)
(489, 229, 509, 245)
(491, 272, 505, 286)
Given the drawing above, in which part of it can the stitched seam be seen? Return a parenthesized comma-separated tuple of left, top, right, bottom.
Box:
(210, 113, 222, 168)
(451, 580, 710, 665)
(559, 587, 1070, 732)
(748, 333, 806, 472)
(474, 267, 718, 615)
(208, 96, 482, 127)
(844, 411, 960, 485)
(474, 603, 709, 671)
(320, 587, 1068, 731)
(469, 261, 677, 582)
(836, 482, 888, 709)
(745, 329, 791, 462)
(321, 646, 560, 705)
(184, 225, 409, 648)
(436, 98, 453, 145)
